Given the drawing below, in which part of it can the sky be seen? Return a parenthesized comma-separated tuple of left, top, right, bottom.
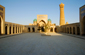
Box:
(0, 0, 85, 25)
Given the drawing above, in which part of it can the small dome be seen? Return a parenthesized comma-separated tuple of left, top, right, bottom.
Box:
(33, 19, 37, 22)
(48, 19, 51, 21)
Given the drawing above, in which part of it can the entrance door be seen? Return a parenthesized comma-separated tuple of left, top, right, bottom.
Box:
(41, 27, 44, 32)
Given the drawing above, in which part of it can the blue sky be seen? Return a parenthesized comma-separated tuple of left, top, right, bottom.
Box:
(0, 0, 85, 25)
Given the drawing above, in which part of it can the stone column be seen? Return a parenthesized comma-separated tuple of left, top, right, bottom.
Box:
(69, 27, 70, 34)
(11, 25, 13, 34)
(17, 26, 18, 34)
(53, 27, 55, 33)
(7, 25, 9, 35)
(30, 27, 32, 32)
(19, 26, 20, 33)
(20, 27, 21, 33)
(14, 25, 16, 34)
(35, 27, 36, 32)
(75, 26, 77, 35)
(21, 26, 22, 33)
(21, 26, 23, 33)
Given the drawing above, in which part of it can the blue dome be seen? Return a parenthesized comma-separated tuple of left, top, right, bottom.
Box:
(33, 19, 37, 22)
(48, 19, 51, 21)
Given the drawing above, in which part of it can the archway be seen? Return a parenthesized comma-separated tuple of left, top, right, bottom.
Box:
(70, 27, 72, 34)
(73, 27, 75, 34)
(38, 20, 46, 32)
(28, 27, 30, 32)
(16, 27, 17, 33)
(32, 27, 35, 32)
(5, 26, 7, 35)
(50, 28, 53, 32)
(41, 27, 45, 32)
(39, 20, 46, 27)
(55, 28, 57, 32)
(9, 26, 11, 34)
(77, 27, 80, 35)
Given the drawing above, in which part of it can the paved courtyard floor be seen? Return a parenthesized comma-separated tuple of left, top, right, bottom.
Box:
(0, 33, 85, 55)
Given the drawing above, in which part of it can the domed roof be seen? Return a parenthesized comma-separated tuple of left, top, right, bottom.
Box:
(33, 19, 37, 22)
(48, 19, 51, 21)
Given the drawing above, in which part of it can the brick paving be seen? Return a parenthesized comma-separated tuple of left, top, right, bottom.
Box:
(0, 33, 85, 55)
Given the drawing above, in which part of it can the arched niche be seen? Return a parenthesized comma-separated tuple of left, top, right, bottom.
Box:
(39, 20, 46, 27)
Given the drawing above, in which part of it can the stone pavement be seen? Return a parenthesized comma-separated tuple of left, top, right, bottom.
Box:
(59, 33, 85, 40)
(0, 33, 23, 39)
(0, 33, 85, 55)
(41, 32, 85, 39)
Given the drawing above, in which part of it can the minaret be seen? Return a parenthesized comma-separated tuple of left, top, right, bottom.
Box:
(59, 3, 65, 25)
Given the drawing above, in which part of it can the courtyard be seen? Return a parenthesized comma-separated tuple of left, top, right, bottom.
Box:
(0, 33, 85, 55)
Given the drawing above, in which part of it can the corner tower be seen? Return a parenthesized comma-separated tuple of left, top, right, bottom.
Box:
(59, 3, 65, 25)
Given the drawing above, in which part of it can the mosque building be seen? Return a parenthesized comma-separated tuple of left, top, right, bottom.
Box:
(0, 3, 85, 36)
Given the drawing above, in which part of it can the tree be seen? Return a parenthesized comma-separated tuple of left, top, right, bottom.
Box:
(44, 23, 51, 32)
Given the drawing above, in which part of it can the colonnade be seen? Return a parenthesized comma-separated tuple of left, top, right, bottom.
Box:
(62, 26, 80, 35)
(28, 27, 36, 32)
(5, 24, 23, 35)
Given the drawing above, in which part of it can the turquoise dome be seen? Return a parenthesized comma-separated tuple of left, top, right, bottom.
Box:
(48, 19, 51, 21)
(33, 19, 37, 22)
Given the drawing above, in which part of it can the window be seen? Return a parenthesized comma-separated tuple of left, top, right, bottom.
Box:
(0, 7, 3, 11)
